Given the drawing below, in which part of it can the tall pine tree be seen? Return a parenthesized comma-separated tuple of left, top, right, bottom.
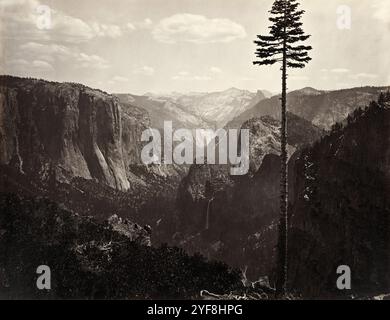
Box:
(253, 0, 312, 295)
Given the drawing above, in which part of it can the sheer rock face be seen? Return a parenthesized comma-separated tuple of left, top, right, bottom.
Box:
(289, 104, 390, 297)
(0, 76, 149, 191)
(241, 113, 323, 173)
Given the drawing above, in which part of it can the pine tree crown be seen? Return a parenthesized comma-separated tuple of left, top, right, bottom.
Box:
(253, 0, 312, 69)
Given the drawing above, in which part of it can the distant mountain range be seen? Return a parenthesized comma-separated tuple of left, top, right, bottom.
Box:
(228, 86, 390, 130)
(116, 88, 267, 129)
(117, 85, 390, 133)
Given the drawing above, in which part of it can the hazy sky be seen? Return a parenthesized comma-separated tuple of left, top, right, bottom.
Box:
(1, 0, 389, 94)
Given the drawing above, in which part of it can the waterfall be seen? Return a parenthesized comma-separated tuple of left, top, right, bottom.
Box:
(205, 197, 214, 230)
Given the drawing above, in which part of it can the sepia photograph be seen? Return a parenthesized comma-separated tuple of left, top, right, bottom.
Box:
(0, 0, 389, 306)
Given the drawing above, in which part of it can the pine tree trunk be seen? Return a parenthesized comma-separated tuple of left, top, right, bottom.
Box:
(277, 36, 288, 296)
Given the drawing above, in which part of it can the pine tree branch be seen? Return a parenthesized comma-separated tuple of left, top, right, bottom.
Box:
(253, 59, 278, 66)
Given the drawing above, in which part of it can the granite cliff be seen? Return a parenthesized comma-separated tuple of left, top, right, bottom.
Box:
(0, 76, 149, 191)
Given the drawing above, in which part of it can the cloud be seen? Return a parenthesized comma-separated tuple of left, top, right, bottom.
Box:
(239, 77, 255, 81)
(350, 73, 378, 80)
(125, 18, 153, 32)
(210, 67, 222, 74)
(172, 71, 212, 81)
(133, 66, 155, 76)
(372, 0, 390, 23)
(19, 42, 71, 60)
(5, 57, 54, 75)
(0, 0, 29, 7)
(0, 0, 123, 43)
(126, 23, 136, 31)
(152, 14, 246, 44)
(51, 10, 98, 42)
(31, 60, 54, 71)
(77, 53, 110, 69)
(112, 76, 129, 82)
(16, 42, 110, 70)
(90, 23, 122, 38)
(172, 68, 224, 81)
(330, 68, 350, 74)
(289, 75, 310, 81)
(193, 76, 212, 81)
(179, 71, 190, 76)
(138, 18, 153, 29)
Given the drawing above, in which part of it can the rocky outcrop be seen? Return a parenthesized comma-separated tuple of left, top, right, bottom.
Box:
(288, 101, 390, 297)
(108, 214, 151, 246)
(0, 76, 149, 191)
(242, 112, 323, 172)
